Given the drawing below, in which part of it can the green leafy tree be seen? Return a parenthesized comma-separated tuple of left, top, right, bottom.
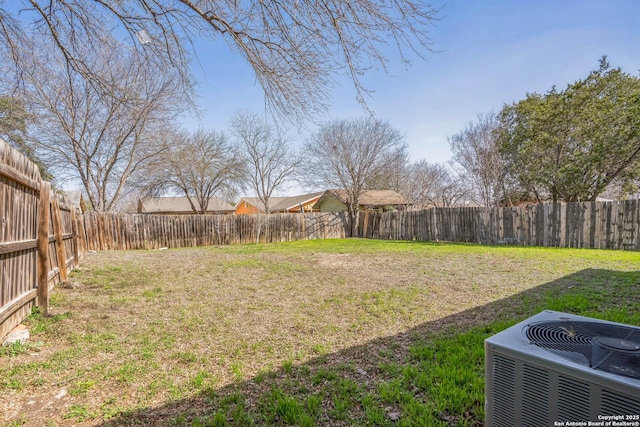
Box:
(0, 95, 52, 180)
(498, 57, 640, 202)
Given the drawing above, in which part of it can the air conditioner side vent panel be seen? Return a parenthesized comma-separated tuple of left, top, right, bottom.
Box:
(557, 376, 590, 421)
(485, 311, 640, 427)
(491, 355, 515, 427)
(522, 364, 549, 424)
(601, 389, 640, 416)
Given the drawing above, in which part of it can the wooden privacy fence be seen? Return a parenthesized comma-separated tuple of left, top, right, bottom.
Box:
(0, 140, 79, 341)
(359, 201, 640, 250)
(77, 211, 348, 251)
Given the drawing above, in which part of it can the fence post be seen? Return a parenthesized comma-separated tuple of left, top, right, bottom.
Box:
(51, 197, 68, 282)
(37, 182, 51, 316)
(71, 208, 80, 267)
(365, 211, 370, 238)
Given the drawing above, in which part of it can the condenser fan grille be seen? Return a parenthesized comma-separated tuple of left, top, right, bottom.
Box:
(525, 320, 640, 379)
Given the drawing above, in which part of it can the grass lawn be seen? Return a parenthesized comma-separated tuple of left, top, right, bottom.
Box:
(1, 238, 639, 426)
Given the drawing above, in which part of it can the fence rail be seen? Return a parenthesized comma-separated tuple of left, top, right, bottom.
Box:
(358, 201, 640, 250)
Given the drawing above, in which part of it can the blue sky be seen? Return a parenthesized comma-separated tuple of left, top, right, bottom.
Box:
(184, 0, 640, 165)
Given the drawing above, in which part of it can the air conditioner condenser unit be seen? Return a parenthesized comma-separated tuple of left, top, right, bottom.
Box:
(485, 310, 640, 427)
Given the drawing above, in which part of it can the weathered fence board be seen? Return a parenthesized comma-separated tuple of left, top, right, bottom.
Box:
(0, 139, 80, 341)
(1, 141, 42, 340)
(358, 201, 640, 250)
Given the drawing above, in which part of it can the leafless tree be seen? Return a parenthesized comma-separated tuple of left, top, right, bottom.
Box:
(231, 111, 300, 214)
(449, 113, 507, 207)
(392, 160, 431, 209)
(0, 0, 439, 120)
(367, 145, 409, 192)
(395, 160, 470, 209)
(10, 36, 185, 212)
(303, 118, 407, 236)
(144, 129, 245, 214)
(427, 163, 471, 208)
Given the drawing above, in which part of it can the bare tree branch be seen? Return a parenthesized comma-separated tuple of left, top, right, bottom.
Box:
(394, 160, 470, 209)
(0, 0, 439, 121)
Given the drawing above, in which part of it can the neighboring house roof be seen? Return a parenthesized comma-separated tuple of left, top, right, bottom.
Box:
(139, 197, 236, 214)
(271, 192, 324, 211)
(235, 197, 287, 213)
(317, 189, 407, 206)
(235, 192, 324, 213)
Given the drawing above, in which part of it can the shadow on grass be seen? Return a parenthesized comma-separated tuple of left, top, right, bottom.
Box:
(101, 268, 640, 426)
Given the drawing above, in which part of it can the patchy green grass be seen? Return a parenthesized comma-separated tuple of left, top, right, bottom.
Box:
(1, 239, 638, 426)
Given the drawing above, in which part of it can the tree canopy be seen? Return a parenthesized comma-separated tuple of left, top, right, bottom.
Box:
(394, 160, 469, 208)
(498, 57, 640, 202)
(19, 35, 185, 212)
